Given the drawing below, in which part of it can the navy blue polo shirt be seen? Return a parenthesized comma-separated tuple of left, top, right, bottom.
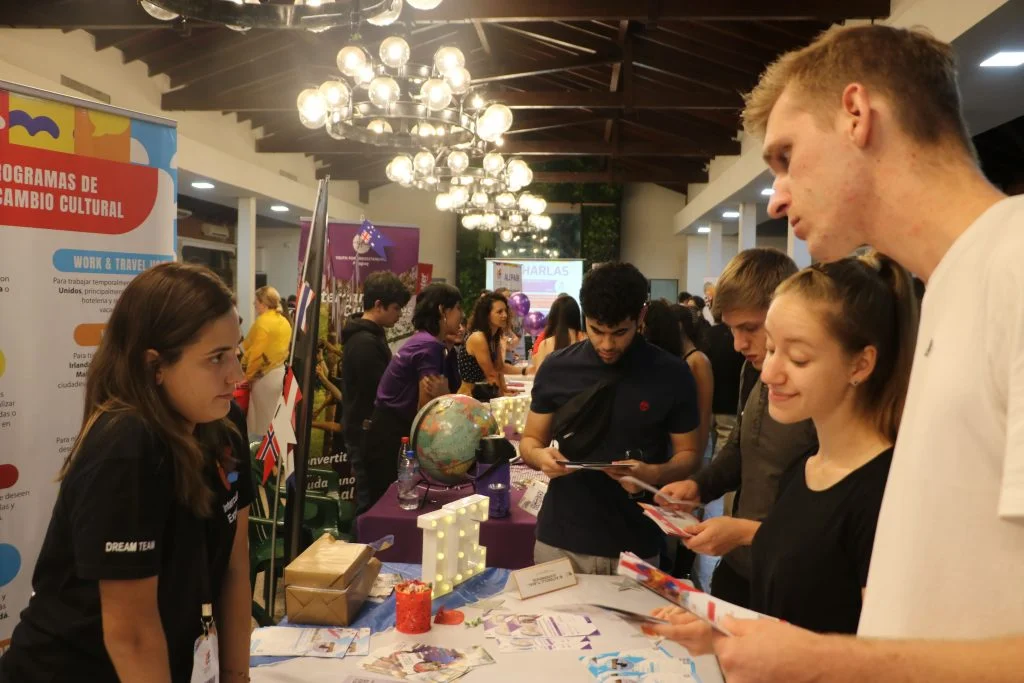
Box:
(531, 337, 700, 559)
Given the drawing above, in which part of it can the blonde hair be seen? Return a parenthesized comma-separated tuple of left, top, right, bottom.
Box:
(743, 24, 973, 155)
(712, 248, 798, 319)
(255, 285, 283, 313)
(774, 252, 918, 442)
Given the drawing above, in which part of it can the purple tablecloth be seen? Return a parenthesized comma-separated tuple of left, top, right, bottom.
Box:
(356, 483, 537, 569)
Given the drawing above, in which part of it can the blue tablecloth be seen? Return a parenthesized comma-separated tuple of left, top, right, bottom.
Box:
(251, 562, 511, 667)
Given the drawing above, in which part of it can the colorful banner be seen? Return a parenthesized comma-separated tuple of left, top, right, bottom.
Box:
(0, 83, 176, 649)
(298, 220, 420, 505)
(491, 261, 523, 293)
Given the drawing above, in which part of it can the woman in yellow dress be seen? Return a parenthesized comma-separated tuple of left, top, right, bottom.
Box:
(242, 286, 293, 437)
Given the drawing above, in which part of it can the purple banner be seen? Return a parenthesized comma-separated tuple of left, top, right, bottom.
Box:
(300, 220, 420, 284)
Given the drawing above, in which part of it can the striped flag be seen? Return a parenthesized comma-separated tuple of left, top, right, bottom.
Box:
(294, 281, 315, 333)
(255, 424, 281, 485)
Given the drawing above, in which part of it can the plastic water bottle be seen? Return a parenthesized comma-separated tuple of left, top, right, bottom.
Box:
(397, 437, 419, 510)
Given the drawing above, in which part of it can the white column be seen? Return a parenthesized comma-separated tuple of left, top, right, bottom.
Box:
(738, 202, 757, 251)
(787, 222, 812, 268)
(706, 222, 723, 277)
(236, 196, 257, 335)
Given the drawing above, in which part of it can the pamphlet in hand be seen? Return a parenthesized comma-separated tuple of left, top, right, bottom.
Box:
(617, 552, 777, 636)
(639, 503, 700, 538)
(550, 603, 671, 627)
(562, 461, 637, 471)
(619, 476, 699, 509)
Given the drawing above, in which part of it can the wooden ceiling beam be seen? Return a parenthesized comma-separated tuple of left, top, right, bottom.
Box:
(5, 0, 890, 29)
(471, 50, 620, 84)
(163, 31, 298, 89)
(493, 21, 613, 54)
(644, 24, 769, 74)
(632, 38, 754, 92)
(317, 165, 706, 184)
(268, 136, 738, 156)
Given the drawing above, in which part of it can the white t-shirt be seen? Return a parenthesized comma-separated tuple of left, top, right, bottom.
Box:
(859, 195, 1024, 638)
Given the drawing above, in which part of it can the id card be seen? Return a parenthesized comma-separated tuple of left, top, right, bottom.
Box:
(191, 631, 219, 683)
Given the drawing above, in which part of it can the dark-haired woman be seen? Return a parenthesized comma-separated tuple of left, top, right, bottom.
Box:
(359, 283, 463, 512)
(457, 292, 510, 400)
(674, 304, 714, 462)
(0, 263, 253, 683)
(530, 295, 586, 372)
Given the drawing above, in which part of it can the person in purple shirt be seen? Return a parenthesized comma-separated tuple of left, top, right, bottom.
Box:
(358, 283, 463, 514)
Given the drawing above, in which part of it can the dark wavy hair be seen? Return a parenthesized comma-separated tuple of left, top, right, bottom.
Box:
(468, 293, 508, 358)
(672, 303, 706, 351)
(580, 262, 648, 326)
(542, 295, 583, 350)
(412, 283, 462, 336)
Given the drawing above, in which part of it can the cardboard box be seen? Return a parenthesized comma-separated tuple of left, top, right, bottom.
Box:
(285, 557, 382, 626)
(283, 534, 373, 590)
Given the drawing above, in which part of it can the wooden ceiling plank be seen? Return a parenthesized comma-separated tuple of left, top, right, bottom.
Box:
(269, 137, 738, 156)
(165, 31, 298, 89)
(471, 51, 620, 84)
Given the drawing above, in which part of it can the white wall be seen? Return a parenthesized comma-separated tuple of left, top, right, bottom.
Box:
(621, 183, 688, 284)
(684, 233, 788, 293)
(257, 184, 457, 297)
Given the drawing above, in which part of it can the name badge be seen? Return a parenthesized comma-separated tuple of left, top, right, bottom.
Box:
(191, 630, 219, 683)
(518, 479, 548, 517)
(511, 557, 577, 599)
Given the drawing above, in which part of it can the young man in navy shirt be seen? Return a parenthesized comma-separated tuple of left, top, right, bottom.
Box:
(520, 263, 702, 573)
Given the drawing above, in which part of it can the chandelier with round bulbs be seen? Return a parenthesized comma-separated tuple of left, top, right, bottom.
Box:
(295, 37, 513, 149)
(139, 0, 444, 32)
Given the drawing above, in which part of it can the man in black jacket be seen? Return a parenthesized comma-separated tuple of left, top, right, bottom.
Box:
(342, 272, 411, 516)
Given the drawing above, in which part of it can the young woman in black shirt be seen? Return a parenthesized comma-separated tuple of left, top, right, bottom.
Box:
(650, 252, 917, 648)
(0, 263, 253, 683)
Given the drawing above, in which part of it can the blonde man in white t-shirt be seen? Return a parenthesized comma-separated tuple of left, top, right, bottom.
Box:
(656, 24, 1024, 683)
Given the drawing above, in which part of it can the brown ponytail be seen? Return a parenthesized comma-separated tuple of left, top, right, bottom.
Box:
(775, 252, 919, 442)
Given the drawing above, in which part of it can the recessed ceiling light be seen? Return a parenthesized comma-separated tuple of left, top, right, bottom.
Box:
(722, 210, 740, 219)
(270, 205, 289, 212)
(191, 181, 215, 190)
(697, 226, 710, 234)
(980, 51, 1024, 68)
(761, 187, 775, 196)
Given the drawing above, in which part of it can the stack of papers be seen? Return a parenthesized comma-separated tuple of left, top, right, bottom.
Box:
(582, 648, 701, 682)
(482, 612, 600, 652)
(361, 643, 495, 682)
(639, 503, 700, 538)
(250, 626, 370, 659)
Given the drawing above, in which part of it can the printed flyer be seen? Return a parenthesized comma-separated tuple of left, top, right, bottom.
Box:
(0, 82, 176, 648)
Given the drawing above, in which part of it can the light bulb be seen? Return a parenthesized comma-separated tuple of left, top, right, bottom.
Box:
(414, 150, 435, 174)
(368, 76, 400, 107)
(500, 229, 513, 242)
(446, 150, 469, 173)
(434, 46, 466, 74)
(297, 88, 328, 129)
(507, 159, 532, 187)
(379, 36, 411, 68)
(444, 66, 471, 95)
(337, 46, 368, 78)
(476, 117, 500, 143)
(435, 193, 453, 211)
(437, 531, 445, 539)
(318, 80, 351, 112)
(469, 93, 485, 110)
(450, 186, 469, 207)
(437, 552, 445, 560)
(531, 197, 547, 214)
(436, 573, 444, 582)
(462, 214, 480, 229)
(518, 193, 535, 212)
(367, 119, 393, 134)
(140, 1, 179, 20)
(407, 0, 443, 10)
(494, 136, 505, 147)
(367, 0, 402, 26)
(356, 65, 376, 86)
(482, 103, 514, 134)
(389, 154, 414, 182)
(416, 122, 435, 138)
(484, 213, 499, 229)
(496, 192, 515, 209)
(471, 191, 488, 208)
(483, 152, 504, 175)
(420, 78, 453, 111)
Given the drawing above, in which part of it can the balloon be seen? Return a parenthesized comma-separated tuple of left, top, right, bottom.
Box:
(509, 292, 531, 317)
(523, 310, 546, 336)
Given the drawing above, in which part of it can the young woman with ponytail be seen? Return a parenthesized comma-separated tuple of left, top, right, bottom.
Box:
(650, 251, 918, 647)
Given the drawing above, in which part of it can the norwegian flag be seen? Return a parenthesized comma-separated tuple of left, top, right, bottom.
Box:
(255, 424, 281, 485)
(294, 280, 316, 333)
(256, 367, 303, 484)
